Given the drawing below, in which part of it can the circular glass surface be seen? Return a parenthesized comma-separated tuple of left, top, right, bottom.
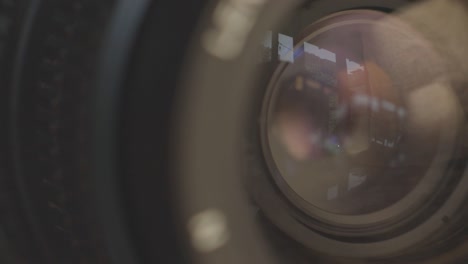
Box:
(263, 11, 445, 215)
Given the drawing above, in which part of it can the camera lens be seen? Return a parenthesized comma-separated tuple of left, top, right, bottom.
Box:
(262, 10, 429, 216)
(247, 6, 467, 261)
(2, 0, 468, 264)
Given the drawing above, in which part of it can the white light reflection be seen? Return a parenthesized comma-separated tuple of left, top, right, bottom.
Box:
(348, 169, 367, 190)
(278, 33, 294, 63)
(304, 42, 336, 62)
(346, 59, 364, 74)
(352, 94, 406, 117)
(352, 93, 369, 106)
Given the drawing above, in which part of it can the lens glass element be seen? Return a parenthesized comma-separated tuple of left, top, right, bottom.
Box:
(263, 10, 447, 215)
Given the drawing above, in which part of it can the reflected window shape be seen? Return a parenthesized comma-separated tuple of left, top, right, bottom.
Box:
(346, 59, 364, 74)
(304, 43, 336, 62)
(348, 169, 367, 190)
(278, 33, 294, 63)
